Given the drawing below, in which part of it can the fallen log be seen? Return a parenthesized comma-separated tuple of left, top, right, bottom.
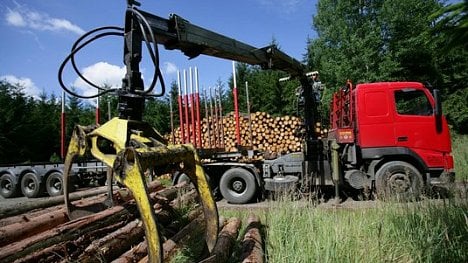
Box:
(240, 214, 264, 263)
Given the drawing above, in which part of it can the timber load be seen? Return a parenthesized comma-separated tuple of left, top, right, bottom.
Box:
(168, 111, 305, 155)
(0, 182, 265, 263)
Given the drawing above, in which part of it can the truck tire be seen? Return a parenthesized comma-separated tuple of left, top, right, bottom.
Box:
(220, 168, 257, 204)
(175, 172, 191, 185)
(21, 172, 44, 198)
(46, 172, 63, 196)
(173, 171, 211, 189)
(0, 173, 19, 198)
(375, 161, 423, 201)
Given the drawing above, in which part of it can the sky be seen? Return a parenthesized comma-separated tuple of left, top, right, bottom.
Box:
(0, 0, 317, 101)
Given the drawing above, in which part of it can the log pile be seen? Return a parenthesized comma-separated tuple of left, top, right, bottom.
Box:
(169, 111, 304, 154)
(0, 183, 266, 263)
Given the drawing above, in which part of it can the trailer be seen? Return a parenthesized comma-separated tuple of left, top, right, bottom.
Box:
(0, 160, 107, 198)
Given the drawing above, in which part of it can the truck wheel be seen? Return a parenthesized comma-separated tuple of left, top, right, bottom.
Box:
(175, 172, 192, 186)
(21, 172, 44, 198)
(0, 173, 19, 198)
(46, 172, 63, 196)
(220, 168, 257, 204)
(375, 161, 423, 201)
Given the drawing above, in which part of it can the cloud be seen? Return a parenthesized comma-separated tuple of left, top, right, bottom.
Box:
(5, 6, 85, 35)
(256, 0, 302, 15)
(1, 75, 42, 99)
(163, 62, 178, 75)
(72, 62, 125, 97)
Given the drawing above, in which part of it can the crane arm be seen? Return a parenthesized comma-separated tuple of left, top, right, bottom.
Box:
(131, 9, 306, 77)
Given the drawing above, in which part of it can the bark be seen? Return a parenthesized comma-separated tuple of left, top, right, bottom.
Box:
(78, 219, 145, 262)
(0, 181, 163, 247)
(199, 217, 241, 263)
(121, 208, 203, 263)
(240, 214, 264, 263)
(0, 204, 136, 263)
(0, 186, 108, 219)
(1, 181, 172, 263)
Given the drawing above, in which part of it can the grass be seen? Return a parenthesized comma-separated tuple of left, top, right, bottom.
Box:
(452, 132, 468, 181)
(219, 198, 468, 263)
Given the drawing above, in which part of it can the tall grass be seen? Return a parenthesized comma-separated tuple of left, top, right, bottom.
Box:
(220, 198, 468, 263)
(452, 133, 468, 181)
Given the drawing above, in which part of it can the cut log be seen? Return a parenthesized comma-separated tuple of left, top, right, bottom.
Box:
(0, 186, 108, 219)
(200, 217, 241, 263)
(1, 182, 180, 263)
(240, 214, 264, 263)
(127, 208, 204, 263)
(78, 219, 145, 262)
(111, 199, 202, 263)
(0, 204, 136, 263)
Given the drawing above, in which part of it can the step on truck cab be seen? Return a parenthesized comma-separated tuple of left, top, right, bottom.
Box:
(329, 81, 455, 199)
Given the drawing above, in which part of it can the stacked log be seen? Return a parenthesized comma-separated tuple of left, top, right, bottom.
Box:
(0, 183, 266, 263)
(168, 111, 303, 155)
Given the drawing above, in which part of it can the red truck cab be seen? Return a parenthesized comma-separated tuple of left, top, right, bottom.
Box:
(329, 81, 455, 199)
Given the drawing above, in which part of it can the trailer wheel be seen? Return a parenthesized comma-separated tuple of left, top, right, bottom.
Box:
(175, 172, 192, 186)
(46, 172, 63, 196)
(21, 172, 44, 198)
(220, 168, 257, 204)
(375, 161, 423, 201)
(0, 173, 19, 198)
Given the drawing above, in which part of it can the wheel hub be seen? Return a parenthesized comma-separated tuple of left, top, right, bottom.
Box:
(2, 181, 12, 190)
(388, 173, 411, 193)
(27, 180, 36, 190)
(53, 180, 62, 189)
(232, 180, 244, 192)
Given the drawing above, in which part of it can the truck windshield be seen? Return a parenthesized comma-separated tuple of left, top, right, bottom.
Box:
(394, 89, 433, 116)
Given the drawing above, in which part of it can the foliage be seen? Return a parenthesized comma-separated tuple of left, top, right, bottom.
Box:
(431, 0, 468, 50)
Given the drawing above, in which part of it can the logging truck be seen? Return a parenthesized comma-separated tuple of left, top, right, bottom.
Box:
(173, 77, 455, 203)
(0, 161, 107, 198)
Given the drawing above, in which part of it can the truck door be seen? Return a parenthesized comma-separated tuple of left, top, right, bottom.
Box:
(392, 88, 449, 168)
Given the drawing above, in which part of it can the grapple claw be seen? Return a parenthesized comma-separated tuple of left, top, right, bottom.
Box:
(182, 145, 219, 252)
(113, 148, 162, 263)
(63, 125, 114, 219)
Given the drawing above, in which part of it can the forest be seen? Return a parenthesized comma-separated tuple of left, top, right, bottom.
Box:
(0, 0, 466, 164)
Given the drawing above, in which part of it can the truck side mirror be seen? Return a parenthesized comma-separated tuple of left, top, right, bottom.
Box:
(433, 89, 443, 133)
(433, 89, 442, 117)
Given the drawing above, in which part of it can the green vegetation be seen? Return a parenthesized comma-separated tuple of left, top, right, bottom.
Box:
(220, 198, 468, 263)
(452, 133, 468, 181)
